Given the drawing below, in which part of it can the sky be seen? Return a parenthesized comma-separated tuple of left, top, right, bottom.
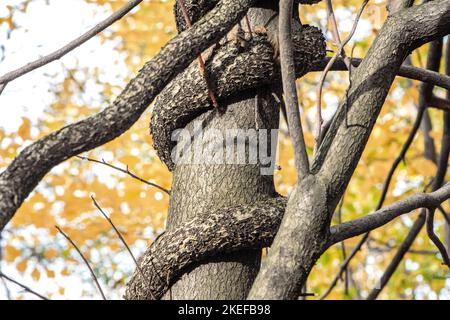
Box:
(0, 0, 129, 132)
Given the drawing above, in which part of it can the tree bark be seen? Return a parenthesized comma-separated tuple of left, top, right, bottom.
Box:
(160, 4, 282, 300)
(249, 0, 450, 299)
(163, 90, 279, 299)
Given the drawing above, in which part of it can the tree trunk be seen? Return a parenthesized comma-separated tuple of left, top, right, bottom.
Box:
(163, 87, 280, 299)
(160, 3, 283, 300)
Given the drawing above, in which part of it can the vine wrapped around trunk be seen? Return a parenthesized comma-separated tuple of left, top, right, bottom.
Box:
(151, 25, 326, 170)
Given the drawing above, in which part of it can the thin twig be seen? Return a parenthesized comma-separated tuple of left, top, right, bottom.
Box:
(311, 57, 450, 91)
(0, 272, 49, 300)
(366, 210, 427, 300)
(56, 225, 107, 300)
(0, 231, 10, 300)
(91, 195, 157, 299)
(325, 0, 351, 69)
(279, 0, 310, 179)
(315, 0, 369, 154)
(1, 276, 11, 300)
(178, 0, 222, 112)
(438, 205, 450, 227)
(426, 208, 450, 268)
(0, 83, 6, 97)
(0, 0, 143, 87)
(366, 39, 448, 299)
(77, 155, 170, 195)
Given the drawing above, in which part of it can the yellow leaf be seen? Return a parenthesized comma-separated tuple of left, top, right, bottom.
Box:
(408, 158, 437, 177)
(5, 245, 21, 262)
(58, 287, 65, 295)
(18, 117, 31, 140)
(31, 268, 41, 281)
(17, 260, 27, 273)
(46, 270, 55, 278)
(43, 248, 58, 259)
(61, 268, 70, 276)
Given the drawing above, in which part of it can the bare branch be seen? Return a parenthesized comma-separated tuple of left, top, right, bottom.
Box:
(329, 183, 450, 244)
(312, 57, 450, 91)
(0, 272, 49, 300)
(315, 0, 369, 153)
(320, 232, 369, 299)
(430, 95, 450, 111)
(320, 111, 425, 298)
(91, 195, 157, 299)
(178, 0, 222, 112)
(366, 210, 426, 300)
(426, 208, 450, 268)
(77, 156, 170, 195)
(365, 37, 449, 300)
(0, 0, 257, 231)
(438, 205, 450, 227)
(0, 0, 143, 86)
(279, 0, 310, 179)
(322, 39, 445, 294)
(325, 0, 351, 69)
(56, 226, 107, 300)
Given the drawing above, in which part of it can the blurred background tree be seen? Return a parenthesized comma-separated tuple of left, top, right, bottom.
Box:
(0, 0, 448, 299)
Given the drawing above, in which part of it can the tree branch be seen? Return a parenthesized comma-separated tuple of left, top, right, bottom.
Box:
(426, 208, 450, 268)
(313, 0, 450, 206)
(329, 183, 450, 245)
(56, 225, 106, 300)
(0, 0, 257, 231)
(312, 57, 450, 91)
(125, 197, 287, 300)
(397, 63, 450, 91)
(366, 209, 426, 300)
(279, 0, 310, 179)
(315, 0, 368, 153)
(325, 0, 351, 69)
(0, 272, 49, 300)
(77, 156, 170, 195)
(430, 95, 450, 111)
(0, 0, 144, 86)
(366, 37, 449, 300)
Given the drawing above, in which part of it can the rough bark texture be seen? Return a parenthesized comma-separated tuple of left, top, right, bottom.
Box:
(125, 178, 450, 299)
(124, 0, 450, 300)
(127, 1, 325, 300)
(151, 25, 325, 170)
(160, 87, 280, 299)
(125, 197, 287, 299)
(248, 0, 450, 299)
(0, 0, 257, 231)
(152, 2, 284, 300)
